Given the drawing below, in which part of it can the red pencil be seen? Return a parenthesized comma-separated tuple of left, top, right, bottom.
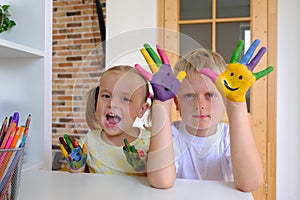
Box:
(24, 114, 31, 137)
(25, 114, 31, 129)
(0, 122, 16, 149)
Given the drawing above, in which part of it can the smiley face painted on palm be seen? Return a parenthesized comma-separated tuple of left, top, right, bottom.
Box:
(135, 44, 186, 102)
(215, 63, 256, 102)
(200, 39, 274, 102)
(150, 65, 182, 101)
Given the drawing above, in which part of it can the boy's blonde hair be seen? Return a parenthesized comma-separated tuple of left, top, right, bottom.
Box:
(174, 49, 226, 76)
(85, 65, 150, 130)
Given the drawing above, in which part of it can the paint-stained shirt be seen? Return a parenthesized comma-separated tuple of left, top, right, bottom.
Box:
(81, 128, 150, 175)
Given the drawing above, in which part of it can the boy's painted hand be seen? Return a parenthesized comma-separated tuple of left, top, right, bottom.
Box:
(135, 44, 186, 101)
(122, 138, 145, 172)
(200, 39, 274, 102)
(59, 134, 87, 170)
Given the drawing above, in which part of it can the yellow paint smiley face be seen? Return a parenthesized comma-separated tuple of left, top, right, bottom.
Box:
(200, 39, 274, 103)
(215, 63, 256, 102)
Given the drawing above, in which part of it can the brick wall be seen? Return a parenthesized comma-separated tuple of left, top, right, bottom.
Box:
(52, 0, 106, 150)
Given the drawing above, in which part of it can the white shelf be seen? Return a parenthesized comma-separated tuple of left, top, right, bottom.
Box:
(0, 39, 44, 58)
(0, 0, 52, 170)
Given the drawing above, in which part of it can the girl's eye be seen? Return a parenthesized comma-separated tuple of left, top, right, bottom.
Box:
(101, 94, 110, 99)
(184, 94, 195, 99)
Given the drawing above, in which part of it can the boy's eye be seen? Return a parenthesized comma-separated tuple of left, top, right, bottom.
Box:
(206, 93, 215, 99)
(121, 97, 130, 102)
(184, 94, 195, 99)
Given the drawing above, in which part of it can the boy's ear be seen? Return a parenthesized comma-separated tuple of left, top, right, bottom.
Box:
(173, 96, 179, 111)
(138, 102, 150, 118)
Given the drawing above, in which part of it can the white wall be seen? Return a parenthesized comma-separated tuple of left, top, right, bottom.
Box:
(107, 1, 300, 199)
(106, 0, 157, 68)
(277, 0, 300, 199)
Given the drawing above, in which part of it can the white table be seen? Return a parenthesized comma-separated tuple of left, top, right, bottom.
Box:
(18, 169, 253, 200)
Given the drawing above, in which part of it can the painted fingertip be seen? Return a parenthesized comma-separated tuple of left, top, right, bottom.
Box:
(82, 142, 88, 154)
(144, 43, 151, 49)
(176, 71, 187, 83)
(253, 38, 261, 44)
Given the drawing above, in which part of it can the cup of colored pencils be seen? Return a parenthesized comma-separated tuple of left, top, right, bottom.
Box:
(0, 112, 31, 200)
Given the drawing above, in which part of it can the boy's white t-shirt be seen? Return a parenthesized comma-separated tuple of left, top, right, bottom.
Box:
(172, 121, 233, 181)
(81, 128, 150, 175)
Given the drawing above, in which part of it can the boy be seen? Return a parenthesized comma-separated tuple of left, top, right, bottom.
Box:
(172, 40, 271, 192)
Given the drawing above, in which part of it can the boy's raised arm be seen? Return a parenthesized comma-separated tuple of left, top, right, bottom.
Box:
(200, 39, 273, 191)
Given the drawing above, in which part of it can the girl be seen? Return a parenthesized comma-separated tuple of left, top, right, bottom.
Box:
(84, 65, 150, 175)
(67, 65, 175, 188)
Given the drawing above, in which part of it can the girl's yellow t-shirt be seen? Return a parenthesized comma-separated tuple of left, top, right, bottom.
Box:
(81, 128, 150, 175)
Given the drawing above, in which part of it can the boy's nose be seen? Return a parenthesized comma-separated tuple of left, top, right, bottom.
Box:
(194, 96, 205, 110)
(194, 104, 205, 111)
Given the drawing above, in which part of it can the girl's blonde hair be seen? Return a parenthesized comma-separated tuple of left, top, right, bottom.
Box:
(85, 65, 151, 130)
(174, 49, 226, 76)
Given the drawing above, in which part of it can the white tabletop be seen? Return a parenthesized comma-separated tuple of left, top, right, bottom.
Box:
(18, 169, 253, 200)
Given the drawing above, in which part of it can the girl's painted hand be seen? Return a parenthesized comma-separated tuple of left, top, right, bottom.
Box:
(200, 39, 274, 102)
(123, 138, 145, 172)
(135, 44, 186, 101)
(59, 134, 87, 170)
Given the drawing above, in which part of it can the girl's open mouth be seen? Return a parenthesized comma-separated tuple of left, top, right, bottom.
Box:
(105, 113, 121, 126)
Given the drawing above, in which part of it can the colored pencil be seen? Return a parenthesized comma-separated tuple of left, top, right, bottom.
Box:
(0, 122, 16, 149)
(0, 117, 8, 145)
